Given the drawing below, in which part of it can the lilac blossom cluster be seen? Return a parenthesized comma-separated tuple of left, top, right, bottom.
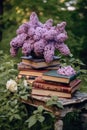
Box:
(10, 12, 71, 63)
(57, 66, 76, 76)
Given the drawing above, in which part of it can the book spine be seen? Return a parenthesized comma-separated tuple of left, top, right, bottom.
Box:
(34, 77, 69, 86)
(18, 67, 31, 71)
(69, 79, 81, 87)
(33, 82, 71, 93)
(18, 64, 59, 71)
(32, 89, 71, 98)
(17, 63, 32, 70)
(22, 59, 60, 69)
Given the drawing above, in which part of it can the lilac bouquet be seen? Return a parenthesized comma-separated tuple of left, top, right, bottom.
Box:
(10, 12, 71, 63)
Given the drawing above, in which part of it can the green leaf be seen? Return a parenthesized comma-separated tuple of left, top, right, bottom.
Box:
(46, 96, 63, 109)
(84, 77, 87, 82)
(38, 115, 45, 122)
(80, 69, 87, 74)
(27, 115, 37, 128)
(21, 95, 28, 100)
(56, 102, 64, 109)
(69, 53, 73, 57)
(51, 96, 58, 101)
(14, 114, 21, 120)
(38, 105, 44, 113)
(46, 100, 55, 106)
(9, 116, 14, 121)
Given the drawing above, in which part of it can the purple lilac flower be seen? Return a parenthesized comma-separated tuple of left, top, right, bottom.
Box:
(10, 47, 18, 57)
(57, 66, 76, 76)
(43, 19, 53, 30)
(33, 27, 43, 41)
(22, 41, 33, 55)
(16, 23, 29, 34)
(34, 39, 46, 57)
(28, 27, 35, 37)
(56, 22, 66, 33)
(43, 29, 57, 41)
(55, 42, 70, 55)
(56, 33, 68, 42)
(10, 33, 27, 48)
(44, 43, 55, 63)
(29, 12, 39, 28)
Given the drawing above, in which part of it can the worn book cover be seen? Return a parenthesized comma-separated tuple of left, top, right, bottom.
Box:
(33, 79, 81, 93)
(21, 56, 60, 69)
(18, 69, 49, 77)
(32, 88, 74, 98)
(42, 70, 80, 83)
(17, 62, 60, 71)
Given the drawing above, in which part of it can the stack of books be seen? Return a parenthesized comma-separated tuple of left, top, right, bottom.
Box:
(32, 70, 81, 98)
(17, 56, 81, 98)
(17, 56, 61, 83)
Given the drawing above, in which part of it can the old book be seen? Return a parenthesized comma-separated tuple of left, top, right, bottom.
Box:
(33, 76, 80, 87)
(18, 69, 49, 77)
(17, 62, 32, 70)
(42, 70, 80, 84)
(17, 62, 60, 71)
(33, 79, 81, 93)
(31, 88, 78, 98)
(21, 56, 60, 69)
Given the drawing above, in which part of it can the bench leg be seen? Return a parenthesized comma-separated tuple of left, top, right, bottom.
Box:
(54, 119, 63, 130)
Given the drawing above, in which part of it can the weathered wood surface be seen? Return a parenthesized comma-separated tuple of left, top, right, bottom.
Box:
(32, 91, 87, 106)
(22, 91, 87, 116)
(22, 91, 87, 130)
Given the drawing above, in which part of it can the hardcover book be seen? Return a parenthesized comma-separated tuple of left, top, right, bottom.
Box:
(33, 79, 81, 93)
(18, 69, 49, 77)
(42, 70, 80, 84)
(34, 76, 80, 86)
(17, 62, 60, 71)
(21, 56, 60, 69)
(17, 62, 32, 70)
(32, 88, 78, 98)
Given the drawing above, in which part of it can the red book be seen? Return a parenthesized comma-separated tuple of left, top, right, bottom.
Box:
(33, 79, 81, 93)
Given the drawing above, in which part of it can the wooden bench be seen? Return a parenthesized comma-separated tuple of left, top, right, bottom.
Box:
(22, 91, 87, 130)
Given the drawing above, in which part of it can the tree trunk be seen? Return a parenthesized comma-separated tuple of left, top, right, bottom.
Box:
(0, 0, 3, 41)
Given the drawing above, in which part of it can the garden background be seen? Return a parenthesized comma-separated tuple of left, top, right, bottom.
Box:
(0, 0, 87, 130)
